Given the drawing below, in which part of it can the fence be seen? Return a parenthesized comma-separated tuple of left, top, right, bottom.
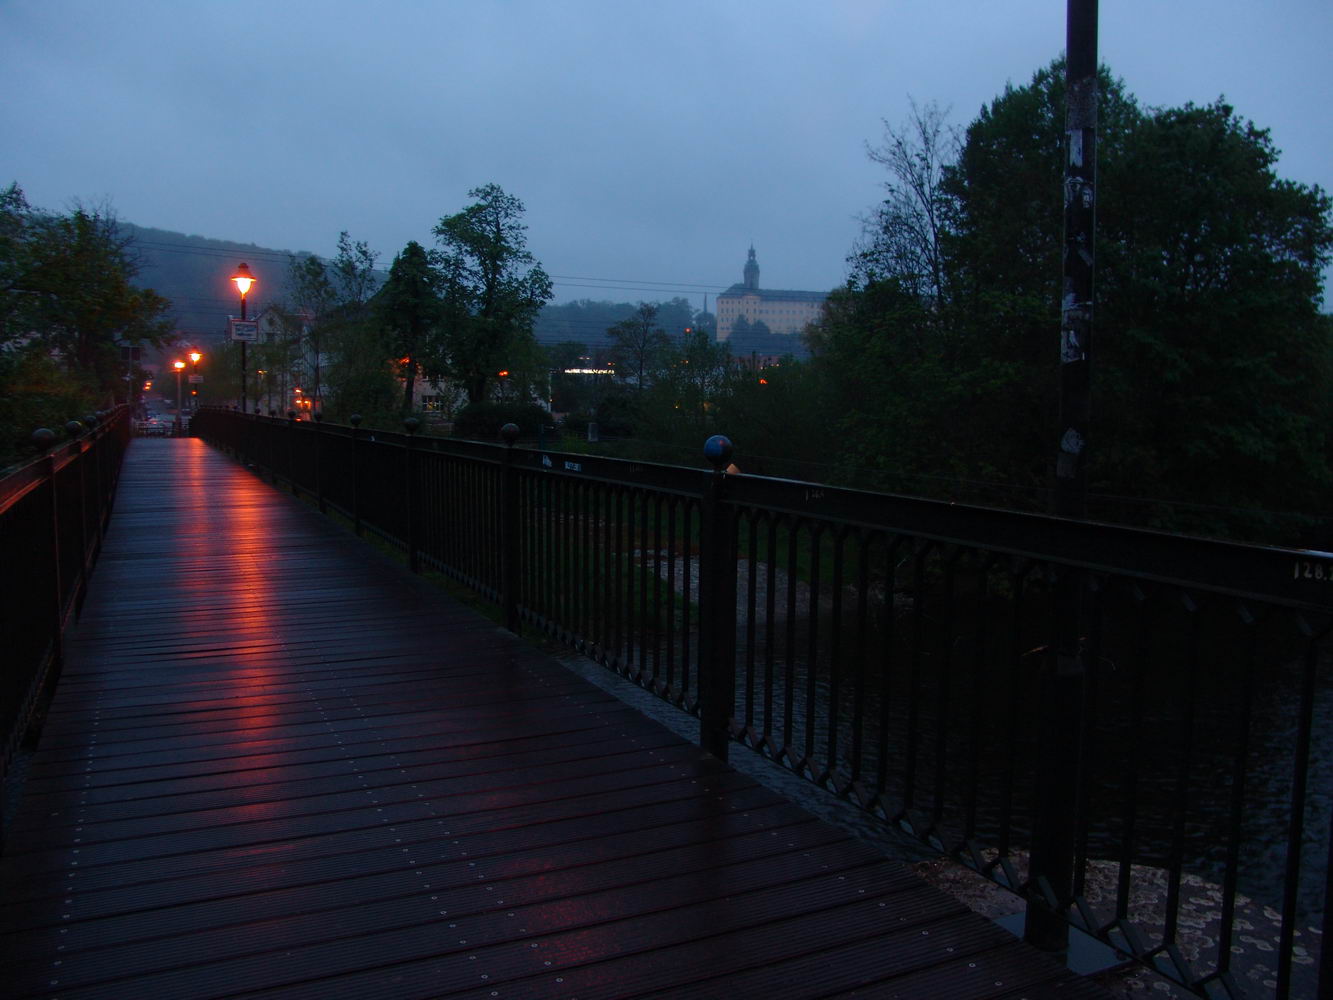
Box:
(0, 408, 131, 815)
(194, 407, 1332, 999)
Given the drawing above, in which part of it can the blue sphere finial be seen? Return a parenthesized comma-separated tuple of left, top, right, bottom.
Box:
(703, 434, 733, 471)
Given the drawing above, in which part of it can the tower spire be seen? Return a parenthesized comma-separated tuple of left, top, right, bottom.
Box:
(743, 245, 759, 290)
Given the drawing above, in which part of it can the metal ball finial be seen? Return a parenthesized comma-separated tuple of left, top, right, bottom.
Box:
(500, 422, 520, 446)
(65, 420, 83, 437)
(32, 428, 56, 449)
(403, 416, 420, 435)
(703, 434, 733, 472)
(349, 414, 362, 427)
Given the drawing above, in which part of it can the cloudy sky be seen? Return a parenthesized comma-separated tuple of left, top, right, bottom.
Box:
(3, 0, 1330, 309)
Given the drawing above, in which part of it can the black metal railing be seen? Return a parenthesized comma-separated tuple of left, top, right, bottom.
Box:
(194, 407, 1332, 999)
(0, 408, 131, 809)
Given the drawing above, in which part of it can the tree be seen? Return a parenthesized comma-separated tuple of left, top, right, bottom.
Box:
(432, 184, 553, 405)
(654, 296, 695, 336)
(649, 327, 731, 439)
(814, 60, 1333, 540)
(376, 241, 442, 413)
(330, 230, 380, 307)
(607, 302, 670, 390)
(286, 253, 336, 407)
(691, 308, 717, 339)
(854, 99, 958, 306)
(288, 231, 382, 417)
(1, 186, 171, 422)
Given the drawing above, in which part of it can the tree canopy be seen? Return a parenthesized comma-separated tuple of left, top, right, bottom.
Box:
(807, 60, 1332, 542)
(432, 183, 553, 405)
(1, 184, 172, 463)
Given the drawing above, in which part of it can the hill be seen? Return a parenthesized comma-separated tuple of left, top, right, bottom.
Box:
(122, 224, 311, 346)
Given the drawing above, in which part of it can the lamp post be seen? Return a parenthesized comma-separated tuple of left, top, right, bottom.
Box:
(189, 350, 202, 412)
(231, 263, 257, 413)
(173, 360, 186, 436)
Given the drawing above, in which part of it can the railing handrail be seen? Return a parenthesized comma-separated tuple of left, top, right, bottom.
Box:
(192, 407, 1332, 999)
(210, 408, 1333, 612)
(1, 406, 131, 813)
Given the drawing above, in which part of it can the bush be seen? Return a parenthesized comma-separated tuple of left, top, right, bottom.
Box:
(451, 400, 551, 440)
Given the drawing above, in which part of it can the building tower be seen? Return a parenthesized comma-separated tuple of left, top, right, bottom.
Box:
(743, 245, 760, 290)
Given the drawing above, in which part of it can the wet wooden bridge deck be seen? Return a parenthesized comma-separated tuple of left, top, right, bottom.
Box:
(1, 438, 1114, 999)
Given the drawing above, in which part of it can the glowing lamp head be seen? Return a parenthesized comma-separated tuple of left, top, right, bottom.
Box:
(189, 352, 201, 363)
(230, 262, 256, 298)
(173, 361, 186, 371)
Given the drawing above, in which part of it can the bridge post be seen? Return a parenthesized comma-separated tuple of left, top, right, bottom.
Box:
(267, 410, 278, 485)
(404, 417, 420, 574)
(286, 410, 299, 497)
(313, 412, 325, 514)
(500, 423, 521, 634)
(699, 435, 737, 762)
(1025, 563, 1087, 956)
(349, 415, 363, 536)
(33, 429, 65, 672)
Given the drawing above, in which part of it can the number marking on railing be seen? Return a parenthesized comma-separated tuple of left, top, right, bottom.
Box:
(1293, 559, 1333, 582)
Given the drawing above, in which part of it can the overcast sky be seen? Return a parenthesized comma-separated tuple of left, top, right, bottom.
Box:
(3, 0, 1330, 309)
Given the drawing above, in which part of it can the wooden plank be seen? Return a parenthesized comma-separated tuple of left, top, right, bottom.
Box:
(0, 439, 1114, 999)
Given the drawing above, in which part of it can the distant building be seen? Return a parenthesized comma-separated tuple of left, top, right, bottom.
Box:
(715, 247, 826, 344)
(251, 307, 324, 415)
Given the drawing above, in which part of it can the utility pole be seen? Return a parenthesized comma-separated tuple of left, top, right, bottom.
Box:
(1054, 0, 1098, 516)
(1027, 0, 1097, 960)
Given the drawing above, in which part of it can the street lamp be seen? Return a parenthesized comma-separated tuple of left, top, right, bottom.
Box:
(173, 360, 186, 436)
(189, 351, 202, 412)
(231, 263, 257, 413)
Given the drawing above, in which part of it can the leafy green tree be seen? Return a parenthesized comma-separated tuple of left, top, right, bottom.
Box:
(376, 241, 443, 413)
(945, 64, 1331, 536)
(856, 98, 957, 306)
(691, 309, 717, 339)
(607, 302, 670, 390)
(0, 185, 171, 442)
(717, 356, 832, 480)
(432, 184, 553, 405)
(330, 230, 380, 306)
(813, 60, 1332, 539)
(644, 328, 731, 443)
(291, 231, 384, 418)
(320, 321, 399, 420)
(286, 254, 335, 406)
(654, 296, 695, 336)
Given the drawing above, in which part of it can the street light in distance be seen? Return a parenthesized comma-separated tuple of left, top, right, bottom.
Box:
(230, 263, 258, 413)
(172, 360, 186, 436)
(189, 351, 202, 411)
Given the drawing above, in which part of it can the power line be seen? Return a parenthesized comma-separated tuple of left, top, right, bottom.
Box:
(127, 234, 729, 298)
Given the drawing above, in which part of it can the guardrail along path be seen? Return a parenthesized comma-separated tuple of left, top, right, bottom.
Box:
(0, 438, 1112, 999)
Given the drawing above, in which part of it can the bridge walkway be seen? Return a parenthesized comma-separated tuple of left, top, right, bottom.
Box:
(1, 438, 1114, 999)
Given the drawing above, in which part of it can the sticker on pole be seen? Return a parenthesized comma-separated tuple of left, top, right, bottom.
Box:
(228, 319, 260, 342)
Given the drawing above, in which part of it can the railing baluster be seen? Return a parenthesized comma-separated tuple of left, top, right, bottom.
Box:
(173, 412, 1333, 999)
(1277, 623, 1323, 999)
